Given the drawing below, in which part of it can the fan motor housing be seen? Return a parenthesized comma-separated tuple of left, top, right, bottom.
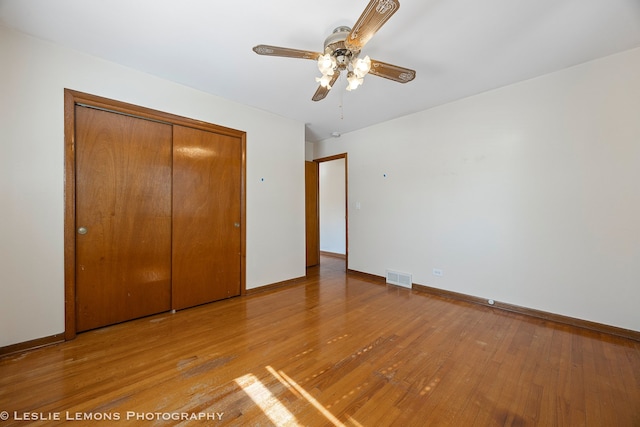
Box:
(324, 26, 356, 68)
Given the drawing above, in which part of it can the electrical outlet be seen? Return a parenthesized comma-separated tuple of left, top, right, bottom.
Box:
(432, 268, 443, 277)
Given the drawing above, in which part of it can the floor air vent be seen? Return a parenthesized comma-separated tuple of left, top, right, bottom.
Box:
(386, 269, 412, 289)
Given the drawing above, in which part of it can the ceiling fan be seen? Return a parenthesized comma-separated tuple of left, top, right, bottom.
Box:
(252, 0, 416, 101)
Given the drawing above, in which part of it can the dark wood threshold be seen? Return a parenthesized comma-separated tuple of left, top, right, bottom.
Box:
(244, 275, 307, 296)
(320, 251, 346, 259)
(0, 333, 65, 357)
(348, 268, 640, 342)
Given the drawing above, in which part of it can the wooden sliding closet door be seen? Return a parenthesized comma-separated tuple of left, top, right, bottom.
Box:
(172, 125, 242, 310)
(75, 106, 172, 332)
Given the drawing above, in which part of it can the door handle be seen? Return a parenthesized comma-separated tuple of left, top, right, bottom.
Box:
(234, 223, 240, 228)
(77, 226, 88, 235)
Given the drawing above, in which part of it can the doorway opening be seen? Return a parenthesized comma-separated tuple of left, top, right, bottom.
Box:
(308, 154, 347, 271)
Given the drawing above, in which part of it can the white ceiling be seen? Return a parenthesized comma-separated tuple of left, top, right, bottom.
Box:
(1, 0, 639, 142)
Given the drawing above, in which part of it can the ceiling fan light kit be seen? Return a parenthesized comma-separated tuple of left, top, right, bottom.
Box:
(253, 0, 415, 101)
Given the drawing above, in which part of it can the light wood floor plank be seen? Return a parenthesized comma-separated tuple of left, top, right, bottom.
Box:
(1, 256, 639, 426)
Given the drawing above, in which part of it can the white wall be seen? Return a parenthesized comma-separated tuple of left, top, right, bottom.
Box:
(320, 159, 346, 255)
(0, 25, 306, 348)
(305, 141, 315, 161)
(315, 47, 640, 332)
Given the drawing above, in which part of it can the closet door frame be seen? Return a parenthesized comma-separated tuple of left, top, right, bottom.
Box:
(63, 89, 247, 340)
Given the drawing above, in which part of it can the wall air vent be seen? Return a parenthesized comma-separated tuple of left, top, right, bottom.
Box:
(386, 269, 412, 289)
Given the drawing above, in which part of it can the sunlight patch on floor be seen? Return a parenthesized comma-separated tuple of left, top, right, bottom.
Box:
(267, 365, 346, 427)
(234, 373, 300, 426)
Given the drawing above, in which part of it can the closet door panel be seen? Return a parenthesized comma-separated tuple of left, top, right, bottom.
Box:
(172, 125, 242, 310)
(75, 106, 172, 332)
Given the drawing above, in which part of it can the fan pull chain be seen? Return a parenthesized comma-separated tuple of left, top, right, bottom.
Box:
(339, 73, 345, 120)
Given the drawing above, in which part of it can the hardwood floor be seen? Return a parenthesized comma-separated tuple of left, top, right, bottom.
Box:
(1, 256, 639, 426)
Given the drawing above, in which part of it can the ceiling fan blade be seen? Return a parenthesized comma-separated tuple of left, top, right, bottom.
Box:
(312, 72, 341, 102)
(253, 45, 322, 60)
(345, 0, 400, 52)
(368, 59, 415, 83)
